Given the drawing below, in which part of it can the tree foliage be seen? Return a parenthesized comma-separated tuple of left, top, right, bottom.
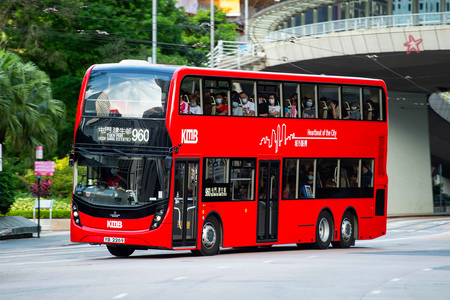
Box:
(0, 49, 65, 165)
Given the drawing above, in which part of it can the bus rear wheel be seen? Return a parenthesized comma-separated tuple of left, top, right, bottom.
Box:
(107, 245, 135, 257)
(315, 211, 333, 249)
(200, 217, 221, 256)
(332, 211, 355, 248)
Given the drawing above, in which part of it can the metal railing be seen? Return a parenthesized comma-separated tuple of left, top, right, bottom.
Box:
(265, 12, 450, 43)
(212, 12, 450, 70)
(207, 40, 264, 69)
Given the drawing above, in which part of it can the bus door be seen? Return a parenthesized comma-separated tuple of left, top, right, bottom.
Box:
(257, 160, 280, 243)
(172, 159, 199, 248)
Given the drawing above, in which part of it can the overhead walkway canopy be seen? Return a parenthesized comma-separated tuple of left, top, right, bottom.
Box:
(250, 0, 350, 44)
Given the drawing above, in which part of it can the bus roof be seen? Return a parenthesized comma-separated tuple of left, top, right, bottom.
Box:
(89, 60, 385, 87)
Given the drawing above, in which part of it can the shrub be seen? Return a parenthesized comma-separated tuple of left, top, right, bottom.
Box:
(5, 209, 71, 219)
(51, 156, 73, 198)
(30, 177, 53, 198)
(0, 170, 17, 214)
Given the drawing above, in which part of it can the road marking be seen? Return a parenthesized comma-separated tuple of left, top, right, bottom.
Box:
(113, 293, 128, 299)
(307, 256, 317, 259)
(218, 266, 230, 269)
(391, 278, 401, 282)
(371, 290, 381, 294)
(174, 277, 187, 280)
(263, 260, 274, 264)
(423, 268, 432, 271)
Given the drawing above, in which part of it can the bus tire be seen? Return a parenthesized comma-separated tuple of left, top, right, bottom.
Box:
(332, 211, 355, 248)
(107, 245, 135, 257)
(315, 211, 333, 249)
(200, 216, 221, 256)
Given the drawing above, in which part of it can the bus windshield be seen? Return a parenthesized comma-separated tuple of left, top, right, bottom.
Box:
(74, 154, 171, 207)
(83, 70, 171, 118)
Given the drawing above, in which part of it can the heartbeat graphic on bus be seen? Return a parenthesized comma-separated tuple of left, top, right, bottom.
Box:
(259, 124, 338, 153)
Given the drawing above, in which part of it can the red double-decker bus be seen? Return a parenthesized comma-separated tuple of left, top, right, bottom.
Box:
(71, 60, 388, 257)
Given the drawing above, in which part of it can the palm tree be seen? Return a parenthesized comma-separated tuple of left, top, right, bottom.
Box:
(0, 49, 65, 161)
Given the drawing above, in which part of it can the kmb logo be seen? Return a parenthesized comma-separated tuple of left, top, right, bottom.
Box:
(107, 220, 123, 228)
(181, 129, 198, 144)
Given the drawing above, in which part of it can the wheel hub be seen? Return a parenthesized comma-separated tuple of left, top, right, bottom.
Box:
(202, 223, 216, 249)
(341, 218, 352, 242)
(318, 218, 330, 242)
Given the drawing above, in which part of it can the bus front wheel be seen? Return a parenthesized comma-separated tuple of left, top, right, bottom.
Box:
(107, 245, 135, 257)
(332, 211, 355, 248)
(200, 217, 221, 256)
(315, 211, 333, 249)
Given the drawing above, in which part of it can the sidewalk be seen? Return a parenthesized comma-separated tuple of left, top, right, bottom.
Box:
(0, 230, 73, 250)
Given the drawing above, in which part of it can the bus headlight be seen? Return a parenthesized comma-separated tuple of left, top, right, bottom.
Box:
(150, 205, 167, 230)
(73, 203, 82, 227)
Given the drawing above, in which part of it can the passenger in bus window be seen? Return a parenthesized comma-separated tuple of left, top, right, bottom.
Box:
(232, 96, 243, 116)
(301, 170, 315, 186)
(284, 100, 291, 117)
(240, 92, 254, 116)
(349, 173, 358, 187)
(257, 94, 269, 117)
(239, 184, 248, 200)
(189, 94, 201, 115)
(325, 178, 337, 188)
(289, 97, 298, 118)
(361, 164, 373, 187)
(215, 93, 228, 115)
(259, 187, 267, 200)
(349, 101, 361, 120)
(268, 94, 280, 117)
(366, 100, 380, 120)
(329, 100, 348, 119)
(302, 98, 315, 118)
(179, 94, 189, 114)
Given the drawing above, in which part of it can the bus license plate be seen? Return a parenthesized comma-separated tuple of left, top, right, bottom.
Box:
(104, 237, 125, 243)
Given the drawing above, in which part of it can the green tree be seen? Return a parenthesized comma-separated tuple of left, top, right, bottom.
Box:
(0, 49, 65, 165)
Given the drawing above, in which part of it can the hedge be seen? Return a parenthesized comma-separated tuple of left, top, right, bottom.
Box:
(4, 209, 71, 219)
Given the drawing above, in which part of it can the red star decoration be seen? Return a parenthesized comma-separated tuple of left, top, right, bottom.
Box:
(404, 35, 423, 54)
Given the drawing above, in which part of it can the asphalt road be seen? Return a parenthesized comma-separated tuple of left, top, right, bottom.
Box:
(1, 216, 450, 299)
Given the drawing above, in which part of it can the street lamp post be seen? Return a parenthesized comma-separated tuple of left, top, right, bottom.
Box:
(152, 0, 157, 64)
(210, 0, 215, 68)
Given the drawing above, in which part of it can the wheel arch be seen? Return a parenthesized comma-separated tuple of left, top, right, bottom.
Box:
(204, 210, 224, 247)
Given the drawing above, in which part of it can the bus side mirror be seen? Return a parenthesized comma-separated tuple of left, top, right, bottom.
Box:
(164, 156, 173, 170)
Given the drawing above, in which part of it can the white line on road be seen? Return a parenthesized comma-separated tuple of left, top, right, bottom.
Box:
(174, 277, 187, 280)
(262, 260, 274, 264)
(113, 293, 128, 299)
(391, 278, 401, 282)
(423, 268, 432, 271)
(306, 256, 317, 259)
(218, 266, 230, 269)
(371, 290, 381, 294)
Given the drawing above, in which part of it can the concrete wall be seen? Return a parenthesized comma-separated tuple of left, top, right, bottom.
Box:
(387, 91, 434, 215)
(263, 26, 450, 66)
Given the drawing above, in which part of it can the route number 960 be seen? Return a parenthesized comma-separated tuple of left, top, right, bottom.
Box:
(132, 129, 149, 142)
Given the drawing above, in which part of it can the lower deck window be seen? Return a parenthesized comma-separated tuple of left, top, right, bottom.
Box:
(203, 158, 256, 201)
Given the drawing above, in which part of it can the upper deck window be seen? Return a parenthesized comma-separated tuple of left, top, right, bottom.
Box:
(84, 71, 171, 118)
